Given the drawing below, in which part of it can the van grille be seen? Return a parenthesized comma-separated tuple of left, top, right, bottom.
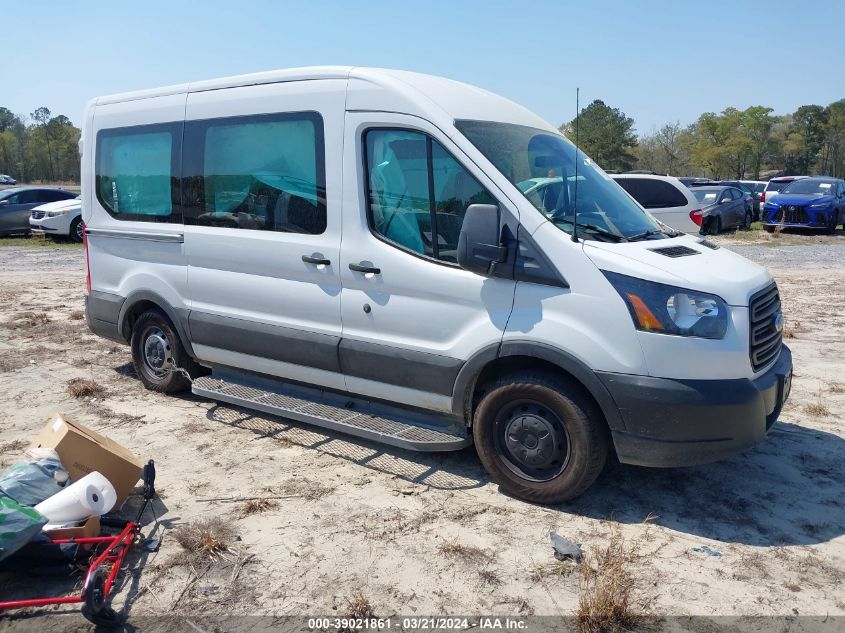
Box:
(749, 282, 782, 372)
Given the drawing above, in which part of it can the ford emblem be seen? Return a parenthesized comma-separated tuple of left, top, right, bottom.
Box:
(774, 312, 784, 333)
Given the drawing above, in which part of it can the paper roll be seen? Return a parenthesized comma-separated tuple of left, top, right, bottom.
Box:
(34, 471, 117, 523)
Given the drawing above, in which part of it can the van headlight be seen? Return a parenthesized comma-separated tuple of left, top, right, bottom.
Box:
(603, 271, 728, 339)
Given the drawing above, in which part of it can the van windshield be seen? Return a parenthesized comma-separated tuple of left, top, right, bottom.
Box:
(455, 120, 667, 241)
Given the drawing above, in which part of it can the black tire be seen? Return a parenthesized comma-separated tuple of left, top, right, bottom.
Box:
(742, 210, 752, 231)
(130, 309, 200, 393)
(709, 216, 722, 235)
(763, 224, 776, 233)
(69, 216, 84, 243)
(826, 212, 838, 235)
(81, 567, 123, 626)
(472, 371, 609, 504)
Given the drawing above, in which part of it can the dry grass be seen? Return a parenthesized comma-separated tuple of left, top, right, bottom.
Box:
(805, 402, 830, 417)
(576, 530, 646, 633)
(5, 311, 50, 329)
(69, 309, 84, 321)
(478, 568, 501, 587)
(277, 478, 335, 501)
(344, 592, 376, 619)
(239, 497, 278, 517)
(173, 517, 236, 562)
(0, 357, 26, 373)
(0, 439, 28, 454)
(437, 540, 492, 564)
(829, 382, 845, 394)
(782, 320, 805, 339)
(531, 560, 577, 582)
(67, 377, 106, 398)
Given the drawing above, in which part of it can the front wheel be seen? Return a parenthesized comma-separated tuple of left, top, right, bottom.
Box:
(131, 309, 201, 393)
(742, 210, 752, 231)
(826, 212, 838, 235)
(473, 372, 608, 503)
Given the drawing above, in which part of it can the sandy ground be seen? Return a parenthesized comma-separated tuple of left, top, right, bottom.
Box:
(0, 233, 842, 630)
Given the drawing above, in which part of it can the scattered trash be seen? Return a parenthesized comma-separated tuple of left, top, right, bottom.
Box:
(0, 448, 70, 506)
(34, 471, 117, 525)
(691, 545, 721, 557)
(31, 414, 143, 508)
(0, 496, 47, 562)
(550, 531, 583, 562)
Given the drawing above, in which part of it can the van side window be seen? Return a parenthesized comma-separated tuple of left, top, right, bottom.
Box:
(182, 112, 326, 234)
(95, 123, 181, 223)
(365, 129, 495, 263)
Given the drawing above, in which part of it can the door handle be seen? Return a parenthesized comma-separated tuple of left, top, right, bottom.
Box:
(302, 254, 331, 266)
(349, 262, 381, 274)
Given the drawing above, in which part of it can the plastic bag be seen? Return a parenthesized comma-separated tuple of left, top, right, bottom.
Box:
(0, 496, 48, 562)
(0, 448, 71, 506)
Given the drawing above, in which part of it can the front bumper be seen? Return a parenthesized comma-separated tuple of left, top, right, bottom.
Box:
(30, 214, 72, 235)
(762, 207, 834, 228)
(598, 345, 792, 467)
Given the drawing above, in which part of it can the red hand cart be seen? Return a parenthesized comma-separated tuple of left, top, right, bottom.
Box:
(0, 460, 157, 627)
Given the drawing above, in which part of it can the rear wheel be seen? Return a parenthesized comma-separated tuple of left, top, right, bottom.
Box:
(473, 372, 608, 503)
(131, 309, 200, 393)
(69, 216, 84, 243)
(742, 210, 752, 231)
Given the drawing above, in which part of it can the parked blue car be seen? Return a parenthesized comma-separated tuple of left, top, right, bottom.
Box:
(762, 177, 845, 233)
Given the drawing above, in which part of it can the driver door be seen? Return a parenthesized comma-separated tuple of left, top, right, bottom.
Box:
(338, 112, 518, 412)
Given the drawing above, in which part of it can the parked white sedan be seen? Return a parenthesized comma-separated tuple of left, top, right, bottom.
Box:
(29, 196, 83, 242)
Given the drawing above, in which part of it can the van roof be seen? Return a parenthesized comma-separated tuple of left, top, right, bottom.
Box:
(91, 66, 554, 132)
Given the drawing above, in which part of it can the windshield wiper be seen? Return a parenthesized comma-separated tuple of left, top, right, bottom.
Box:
(626, 229, 663, 241)
(554, 219, 626, 242)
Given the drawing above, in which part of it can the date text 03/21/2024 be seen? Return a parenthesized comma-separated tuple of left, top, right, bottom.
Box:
(307, 617, 528, 630)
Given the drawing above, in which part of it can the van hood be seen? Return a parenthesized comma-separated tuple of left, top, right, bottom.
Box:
(583, 234, 772, 306)
(32, 198, 81, 212)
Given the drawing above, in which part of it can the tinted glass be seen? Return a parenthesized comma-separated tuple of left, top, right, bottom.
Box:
(692, 189, 720, 204)
(781, 179, 836, 195)
(766, 180, 791, 192)
(365, 129, 495, 262)
(456, 120, 663, 241)
(38, 190, 73, 203)
(619, 178, 687, 209)
(96, 123, 181, 222)
(183, 112, 325, 234)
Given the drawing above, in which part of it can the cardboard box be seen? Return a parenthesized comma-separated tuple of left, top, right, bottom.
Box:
(31, 415, 143, 509)
(43, 516, 101, 541)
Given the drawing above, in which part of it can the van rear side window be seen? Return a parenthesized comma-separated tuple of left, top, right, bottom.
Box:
(182, 111, 326, 234)
(95, 123, 182, 223)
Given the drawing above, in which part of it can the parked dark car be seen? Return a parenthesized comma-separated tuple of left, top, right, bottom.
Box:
(677, 177, 714, 187)
(688, 180, 760, 221)
(762, 177, 845, 233)
(0, 187, 77, 236)
(689, 186, 752, 234)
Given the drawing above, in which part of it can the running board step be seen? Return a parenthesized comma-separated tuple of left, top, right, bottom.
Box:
(192, 372, 471, 452)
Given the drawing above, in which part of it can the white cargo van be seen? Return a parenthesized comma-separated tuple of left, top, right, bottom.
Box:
(82, 67, 792, 503)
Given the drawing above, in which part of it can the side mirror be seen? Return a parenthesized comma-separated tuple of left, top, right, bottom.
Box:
(457, 204, 506, 275)
(0, 200, 8, 208)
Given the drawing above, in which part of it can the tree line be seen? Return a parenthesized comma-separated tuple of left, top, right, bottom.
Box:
(0, 107, 80, 183)
(3, 96, 844, 184)
(562, 99, 845, 180)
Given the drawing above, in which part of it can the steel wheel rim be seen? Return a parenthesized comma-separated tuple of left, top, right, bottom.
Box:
(142, 327, 173, 378)
(494, 399, 571, 482)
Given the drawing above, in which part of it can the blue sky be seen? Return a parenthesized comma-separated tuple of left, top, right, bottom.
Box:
(5, 0, 843, 134)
